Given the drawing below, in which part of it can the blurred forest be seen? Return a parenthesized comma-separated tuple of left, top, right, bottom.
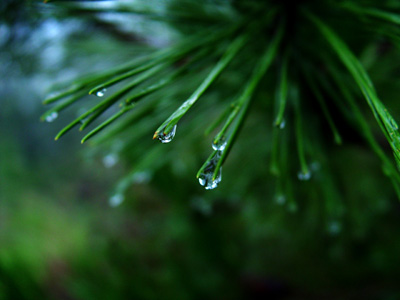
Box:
(2, 0, 400, 299)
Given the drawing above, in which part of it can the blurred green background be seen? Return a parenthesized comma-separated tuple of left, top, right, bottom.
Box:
(2, 1, 400, 299)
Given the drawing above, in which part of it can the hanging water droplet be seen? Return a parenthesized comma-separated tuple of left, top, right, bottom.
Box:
(198, 152, 222, 190)
(109, 194, 124, 207)
(279, 119, 286, 129)
(212, 138, 227, 151)
(102, 153, 119, 168)
(157, 125, 177, 143)
(96, 88, 107, 97)
(327, 221, 341, 235)
(297, 170, 311, 181)
(132, 171, 152, 184)
(275, 194, 286, 205)
(199, 168, 222, 190)
(45, 112, 58, 122)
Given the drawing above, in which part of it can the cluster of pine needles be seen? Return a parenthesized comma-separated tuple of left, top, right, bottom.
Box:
(42, 0, 400, 201)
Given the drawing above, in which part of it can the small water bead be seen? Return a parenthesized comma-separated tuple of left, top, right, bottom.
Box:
(102, 153, 118, 168)
(279, 119, 286, 129)
(157, 125, 177, 143)
(109, 194, 124, 207)
(96, 88, 107, 97)
(212, 138, 227, 151)
(45, 112, 58, 122)
(132, 171, 152, 184)
(297, 170, 311, 181)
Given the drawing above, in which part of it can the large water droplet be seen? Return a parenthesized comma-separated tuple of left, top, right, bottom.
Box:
(157, 125, 177, 143)
(96, 88, 107, 97)
(103, 153, 118, 168)
(199, 168, 222, 190)
(198, 152, 222, 190)
(212, 138, 227, 151)
(45, 112, 58, 122)
(297, 170, 311, 181)
(109, 194, 124, 207)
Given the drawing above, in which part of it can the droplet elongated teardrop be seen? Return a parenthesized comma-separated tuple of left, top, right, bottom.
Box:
(199, 167, 222, 190)
(198, 152, 222, 190)
(156, 125, 177, 143)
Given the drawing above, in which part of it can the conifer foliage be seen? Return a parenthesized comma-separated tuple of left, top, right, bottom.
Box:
(43, 0, 400, 202)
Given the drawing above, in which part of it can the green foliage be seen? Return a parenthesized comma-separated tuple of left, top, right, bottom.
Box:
(42, 1, 400, 209)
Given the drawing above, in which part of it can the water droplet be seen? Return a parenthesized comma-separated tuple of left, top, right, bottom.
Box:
(328, 221, 341, 235)
(198, 152, 222, 190)
(212, 138, 227, 151)
(96, 88, 107, 97)
(132, 171, 151, 184)
(157, 125, 177, 143)
(275, 194, 286, 205)
(109, 194, 124, 207)
(298, 170, 311, 181)
(102, 153, 118, 168)
(279, 119, 286, 129)
(45, 112, 58, 122)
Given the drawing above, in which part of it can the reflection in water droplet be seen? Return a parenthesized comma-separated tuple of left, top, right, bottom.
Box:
(45, 112, 58, 122)
(328, 221, 341, 235)
(96, 88, 107, 97)
(212, 138, 227, 151)
(275, 194, 286, 205)
(198, 152, 222, 190)
(103, 153, 118, 168)
(298, 170, 311, 181)
(109, 194, 124, 207)
(279, 119, 286, 129)
(157, 125, 177, 143)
